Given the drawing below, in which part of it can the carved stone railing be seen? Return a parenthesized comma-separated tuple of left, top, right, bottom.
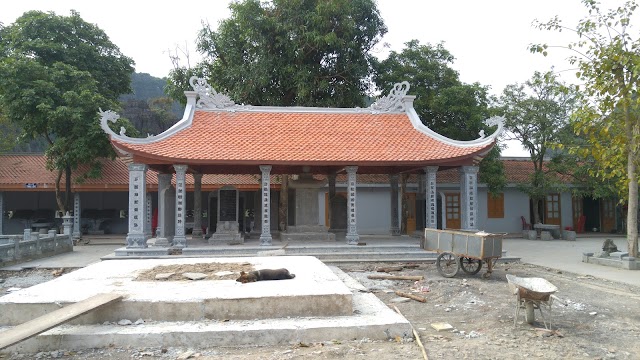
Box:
(0, 230, 73, 268)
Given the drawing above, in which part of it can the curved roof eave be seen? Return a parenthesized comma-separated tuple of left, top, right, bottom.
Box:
(401, 96, 504, 149)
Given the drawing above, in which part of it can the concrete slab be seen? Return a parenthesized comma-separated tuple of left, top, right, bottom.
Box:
(0, 266, 412, 352)
(0, 256, 352, 325)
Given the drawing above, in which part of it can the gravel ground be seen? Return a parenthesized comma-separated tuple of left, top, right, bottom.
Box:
(1, 260, 640, 359)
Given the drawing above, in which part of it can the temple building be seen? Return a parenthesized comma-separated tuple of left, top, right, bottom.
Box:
(97, 78, 502, 248)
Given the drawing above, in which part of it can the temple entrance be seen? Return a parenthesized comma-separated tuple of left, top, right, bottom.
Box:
(445, 192, 461, 229)
(404, 193, 417, 234)
(544, 193, 561, 225)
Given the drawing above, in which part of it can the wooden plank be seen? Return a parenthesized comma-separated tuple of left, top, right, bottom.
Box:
(0, 293, 122, 350)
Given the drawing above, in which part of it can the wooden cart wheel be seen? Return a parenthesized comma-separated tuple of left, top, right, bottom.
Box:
(459, 257, 482, 275)
(525, 301, 535, 324)
(436, 252, 459, 278)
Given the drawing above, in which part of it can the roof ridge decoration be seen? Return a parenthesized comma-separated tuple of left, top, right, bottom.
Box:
(368, 81, 410, 113)
(190, 76, 246, 111)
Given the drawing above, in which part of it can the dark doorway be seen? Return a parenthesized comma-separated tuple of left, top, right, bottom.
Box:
(208, 197, 218, 232)
(583, 197, 601, 232)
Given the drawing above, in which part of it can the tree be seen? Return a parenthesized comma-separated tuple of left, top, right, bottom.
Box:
(373, 40, 506, 193)
(0, 10, 135, 212)
(0, 110, 20, 152)
(168, 0, 387, 107)
(166, 0, 387, 227)
(498, 71, 579, 224)
(532, 0, 640, 256)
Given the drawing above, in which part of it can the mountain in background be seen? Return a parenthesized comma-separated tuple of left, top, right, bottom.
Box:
(121, 73, 170, 102)
(119, 73, 182, 136)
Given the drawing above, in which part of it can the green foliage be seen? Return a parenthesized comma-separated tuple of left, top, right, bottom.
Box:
(374, 40, 494, 139)
(531, 0, 640, 255)
(0, 10, 134, 210)
(498, 71, 578, 222)
(168, 0, 386, 107)
(374, 40, 505, 193)
(0, 110, 20, 152)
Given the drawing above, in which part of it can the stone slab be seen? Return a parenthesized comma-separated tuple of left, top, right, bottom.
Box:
(583, 254, 639, 270)
(0, 267, 412, 353)
(0, 256, 352, 325)
(281, 232, 336, 241)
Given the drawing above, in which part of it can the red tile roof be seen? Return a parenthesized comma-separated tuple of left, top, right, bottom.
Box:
(111, 111, 493, 170)
(0, 155, 541, 191)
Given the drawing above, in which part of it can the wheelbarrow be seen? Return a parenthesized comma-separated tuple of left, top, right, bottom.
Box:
(506, 274, 558, 329)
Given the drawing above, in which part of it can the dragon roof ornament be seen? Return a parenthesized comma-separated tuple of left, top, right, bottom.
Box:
(189, 76, 240, 110)
(99, 108, 128, 137)
(369, 81, 410, 113)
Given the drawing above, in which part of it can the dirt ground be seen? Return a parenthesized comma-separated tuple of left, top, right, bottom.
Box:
(1, 259, 640, 360)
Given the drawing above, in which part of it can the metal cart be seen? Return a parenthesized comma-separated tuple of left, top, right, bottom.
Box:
(422, 228, 505, 278)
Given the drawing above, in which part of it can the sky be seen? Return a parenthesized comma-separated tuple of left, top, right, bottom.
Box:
(0, 0, 624, 156)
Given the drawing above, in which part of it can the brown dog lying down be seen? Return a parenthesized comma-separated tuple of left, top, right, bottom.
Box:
(236, 268, 296, 283)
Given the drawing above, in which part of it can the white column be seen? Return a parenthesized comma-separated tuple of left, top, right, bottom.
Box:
(126, 163, 148, 248)
(259, 165, 272, 245)
(425, 166, 439, 229)
(173, 164, 188, 248)
(460, 166, 479, 231)
(389, 174, 401, 235)
(192, 173, 203, 238)
(72, 192, 81, 240)
(345, 166, 359, 245)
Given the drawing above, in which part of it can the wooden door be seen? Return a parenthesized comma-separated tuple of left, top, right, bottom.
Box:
(405, 193, 417, 234)
(445, 192, 461, 229)
(572, 196, 583, 228)
(600, 199, 616, 233)
(545, 193, 561, 225)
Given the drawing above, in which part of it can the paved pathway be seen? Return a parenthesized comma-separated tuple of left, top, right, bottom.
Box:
(3, 234, 638, 288)
(503, 235, 640, 287)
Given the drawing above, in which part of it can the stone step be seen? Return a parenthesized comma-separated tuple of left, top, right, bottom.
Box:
(113, 244, 430, 257)
(0, 266, 412, 353)
(0, 257, 353, 326)
(1, 292, 411, 353)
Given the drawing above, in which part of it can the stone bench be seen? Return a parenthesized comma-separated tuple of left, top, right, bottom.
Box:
(540, 231, 553, 241)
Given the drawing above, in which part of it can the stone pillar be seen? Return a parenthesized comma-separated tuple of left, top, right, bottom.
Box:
(155, 173, 172, 247)
(389, 174, 401, 235)
(252, 189, 262, 235)
(173, 164, 188, 248)
(144, 194, 152, 239)
(0, 191, 4, 235)
(415, 174, 425, 231)
(345, 166, 359, 245)
(62, 212, 73, 236)
(192, 173, 203, 239)
(126, 164, 148, 248)
(72, 192, 81, 240)
(425, 166, 439, 229)
(460, 166, 479, 231)
(259, 165, 272, 245)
